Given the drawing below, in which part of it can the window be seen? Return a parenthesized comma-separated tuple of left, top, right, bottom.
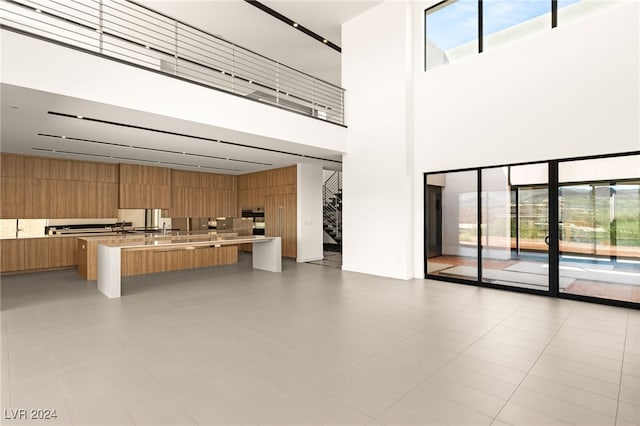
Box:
(425, 0, 478, 70)
(483, 0, 551, 50)
(425, 0, 632, 70)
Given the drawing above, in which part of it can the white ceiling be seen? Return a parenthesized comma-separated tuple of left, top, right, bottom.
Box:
(138, 0, 381, 85)
(1, 0, 380, 174)
(0, 84, 343, 174)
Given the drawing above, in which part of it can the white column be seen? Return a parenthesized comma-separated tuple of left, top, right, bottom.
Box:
(296, 163, 324, 262)
(253, 237, 282, 272)
(97, 244, 121, 298)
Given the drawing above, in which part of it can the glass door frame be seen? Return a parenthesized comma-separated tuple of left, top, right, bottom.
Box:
(424, 151, 639, 310)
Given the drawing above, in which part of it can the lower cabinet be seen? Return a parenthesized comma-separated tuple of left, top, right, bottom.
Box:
(1, 239, 25, 272)
(49, 237, 78, 268)
(0, 237, 78, 273)
(23, 239, 50, 270)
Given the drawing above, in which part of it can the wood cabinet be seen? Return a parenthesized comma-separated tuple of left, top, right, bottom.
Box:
(74, 161, 97, 182)
(119, 164, 171, 209)
(1, 239, 24, 272)
(0, 177, 24, 218)
(96, 163, 119, 183)
(74, 181, 94, 218)
(23, 238, 49, 270)
(265, 193, 297, 258)
(49, 159, 75, 181)
(1, 154, 24, 178)
(49, 237, 77, 268)
(49, 180, 76, 218)
(1, 154, 119, 219)
(24, 157, 50, 179)
(96, 182, 118, 218)
(170, 170, 238, 218)
(121, 246, 237, 276)
(23, 179, 49, 218)
(237, 166, 297, 258)
(0, 237, 78, 273)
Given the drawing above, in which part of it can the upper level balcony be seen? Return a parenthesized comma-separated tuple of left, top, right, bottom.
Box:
(0, 0, 345, 126)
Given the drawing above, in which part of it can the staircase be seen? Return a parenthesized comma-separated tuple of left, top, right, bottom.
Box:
(323, 171, 342, 249)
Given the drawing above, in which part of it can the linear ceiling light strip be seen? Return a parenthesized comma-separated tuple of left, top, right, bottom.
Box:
(47, 111, 342, 164)
(243, 0, 341, 53)
(37, 133, 247, 170)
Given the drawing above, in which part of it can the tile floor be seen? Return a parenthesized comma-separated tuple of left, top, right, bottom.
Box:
(1, 254, 639, 425)
(307, 251, 342, 269)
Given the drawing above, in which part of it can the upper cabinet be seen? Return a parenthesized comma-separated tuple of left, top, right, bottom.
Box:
(0, 154, 119, 219)
(170, 170, 238, 218)
(119, 164, 171, 209)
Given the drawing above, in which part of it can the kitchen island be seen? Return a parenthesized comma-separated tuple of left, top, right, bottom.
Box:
(95, 234, 281, 298)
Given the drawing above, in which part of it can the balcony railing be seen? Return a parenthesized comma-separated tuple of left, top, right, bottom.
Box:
(0, 0, 346, 125)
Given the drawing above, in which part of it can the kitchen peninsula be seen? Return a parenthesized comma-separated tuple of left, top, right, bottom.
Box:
(92, 233, 281, 298)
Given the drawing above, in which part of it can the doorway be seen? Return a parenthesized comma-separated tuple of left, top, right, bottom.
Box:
(426, 185, 442, 258)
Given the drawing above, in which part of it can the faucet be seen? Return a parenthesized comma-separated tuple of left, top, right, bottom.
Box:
(162, 222, 167, 235)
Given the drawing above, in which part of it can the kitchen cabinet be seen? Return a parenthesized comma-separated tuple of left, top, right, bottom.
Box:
(49, 237, 77, 267)
(96, 163, 119, 183)
(23, 179, 49, 218)
(49, 159, 75, 181)
(23, 238, 49, 270)
(1, 239, 24, 272)
(1, 154, 24, 178)
(96, 182, 118, 218)
(170, 170, 238, 218)
(0, 177, 24, 218)
(119, 164, 171, 209)
(24, 157, 50, 179)
(49, 180, 76, 218)
(265, 193, 297, 258)
(74, 181, 95, 218)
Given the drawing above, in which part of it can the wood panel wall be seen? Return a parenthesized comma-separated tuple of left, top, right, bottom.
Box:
(237, 165, 297, 258)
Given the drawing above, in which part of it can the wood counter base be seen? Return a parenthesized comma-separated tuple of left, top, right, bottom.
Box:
(97, 237, 281, 298)
(121, 245, 237, 276)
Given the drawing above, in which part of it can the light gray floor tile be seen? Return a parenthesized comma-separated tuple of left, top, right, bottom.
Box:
(1, 257, 638, 426)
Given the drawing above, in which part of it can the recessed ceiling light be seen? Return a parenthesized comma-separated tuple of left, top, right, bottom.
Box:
(61, 136, 66, 139)
(35, 8, 41, 13)
(293, 23, 298, 27)
(145, 45, 150, 49)
(323, 39, 328, 43)
(77, 115, 83, 119)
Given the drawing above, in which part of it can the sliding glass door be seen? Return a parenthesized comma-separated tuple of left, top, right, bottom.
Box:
(481, 165, 549, 291)
(425, 153, 640, 307)
(425, 171, 478, 280)
(558, 156, 640, 303)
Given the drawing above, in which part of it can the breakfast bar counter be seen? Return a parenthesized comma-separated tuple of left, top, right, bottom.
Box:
(96, 235, 281, 298)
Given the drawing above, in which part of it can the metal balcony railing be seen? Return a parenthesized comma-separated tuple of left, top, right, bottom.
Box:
(0, 0, 346, 125)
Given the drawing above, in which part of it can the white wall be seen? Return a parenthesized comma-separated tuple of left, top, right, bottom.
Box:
(296, 163, 324, 262)
(341, 0, 638, 280)
(342, 1, 415, 280)
(0, 30, 347, 154)
(415, 2, 639, 172)
(412, 1, 639, 278)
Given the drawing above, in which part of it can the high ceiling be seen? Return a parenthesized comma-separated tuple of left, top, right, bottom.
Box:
(137, 0, 381, 85)
(1, 0, 381, 173)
